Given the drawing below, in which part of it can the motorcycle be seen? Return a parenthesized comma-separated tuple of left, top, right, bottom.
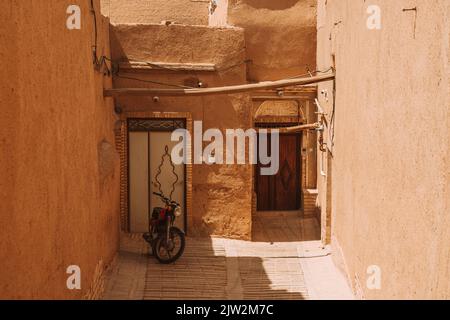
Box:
(143, 192, 186, 264)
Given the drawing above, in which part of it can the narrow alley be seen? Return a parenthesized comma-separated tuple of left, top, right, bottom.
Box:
(103, 215, 353, 300)
(1, 0, 448, 302)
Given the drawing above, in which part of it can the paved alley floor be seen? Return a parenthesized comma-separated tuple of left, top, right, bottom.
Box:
(103, 216, 353, 300)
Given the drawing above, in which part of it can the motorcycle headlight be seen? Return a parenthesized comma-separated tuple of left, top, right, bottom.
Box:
(174, 207, 182, 217)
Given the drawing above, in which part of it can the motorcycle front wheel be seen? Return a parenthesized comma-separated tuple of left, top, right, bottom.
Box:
(154, 227, 186, 264)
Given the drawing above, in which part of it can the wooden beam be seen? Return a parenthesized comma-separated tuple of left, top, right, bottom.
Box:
(255, 123, 321, 133)
(252, 96, 316, 101)
(282, 123, 321, 133)
(104, 74, 335, 97)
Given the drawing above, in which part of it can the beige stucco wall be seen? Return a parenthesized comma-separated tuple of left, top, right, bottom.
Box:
(209, 0, 229, 27)
(317, 0, 450, 299)
(101, 0, 210, 25)
(0, 0, 120, 299)
(226, 0, 317, 82)
(110, 24, 253, 239)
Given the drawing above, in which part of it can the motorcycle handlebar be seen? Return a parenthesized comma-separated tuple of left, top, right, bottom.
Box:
(152, 192, 180, 206)
(153, 192, 168, 201)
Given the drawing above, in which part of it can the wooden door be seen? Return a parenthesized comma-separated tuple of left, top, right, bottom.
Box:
(256, 133, 301, 211)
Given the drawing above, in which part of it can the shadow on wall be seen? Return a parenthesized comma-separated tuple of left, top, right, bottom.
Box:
(228, 0, 317, 82)
(240, 0, 300, 11)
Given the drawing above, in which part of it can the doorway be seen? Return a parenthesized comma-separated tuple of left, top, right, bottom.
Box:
(256, 130, 302, 211)
(127, 118, 186, 233)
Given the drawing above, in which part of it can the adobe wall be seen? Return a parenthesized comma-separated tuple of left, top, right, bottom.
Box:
(101, 0, 210, 25)
(208, 0, 320, 215)
(110, 24, 253, 239)
(0, 0, 120, 299)
(317, 0, 450, 299)
(226, 0, 317, 82)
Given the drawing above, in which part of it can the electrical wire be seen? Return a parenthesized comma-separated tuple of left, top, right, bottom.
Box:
(90, 0, 99, 65)
(136, 61, 185, 72)
(217, 59, 252, 72)
(330, 77, 337, 150)
(89, 2, 334, 91)
(103, 55, 197, 88)
(286, 67, 334, 80)
(115, 75, 195, 89)
(112, 65, 335, 91)
(90, 0, 113, 76)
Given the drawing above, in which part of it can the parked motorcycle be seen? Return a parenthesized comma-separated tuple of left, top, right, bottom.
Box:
(143, 192, 186, 264)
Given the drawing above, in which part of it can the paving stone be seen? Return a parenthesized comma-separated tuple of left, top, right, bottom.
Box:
(103, 217, 353, 300)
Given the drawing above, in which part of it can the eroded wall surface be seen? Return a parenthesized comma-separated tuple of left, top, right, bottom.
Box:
(101, 0, 210, 25)
(110, 24, 253, 239)
(227, 0, 317, 82)
(317, 0, 450, 299)
(0, 0, 120, 299)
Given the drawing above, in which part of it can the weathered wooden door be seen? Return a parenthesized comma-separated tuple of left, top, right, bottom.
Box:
(256, 133, 301, 211)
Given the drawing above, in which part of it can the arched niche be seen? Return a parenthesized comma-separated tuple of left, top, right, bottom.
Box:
(254, 100, 306, 123)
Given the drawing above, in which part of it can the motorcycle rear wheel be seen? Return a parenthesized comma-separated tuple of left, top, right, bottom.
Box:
(143, 232, 157, 256)
(154, 227, 185, 264)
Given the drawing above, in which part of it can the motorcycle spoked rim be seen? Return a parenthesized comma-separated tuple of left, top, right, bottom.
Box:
(155, 230, 184, 262)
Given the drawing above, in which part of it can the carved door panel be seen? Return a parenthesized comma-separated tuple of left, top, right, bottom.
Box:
(256, 134, 301, 211)
(149, 132, 185, 232)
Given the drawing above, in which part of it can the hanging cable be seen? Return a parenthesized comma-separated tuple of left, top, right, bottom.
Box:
(90, 7, 334, 91)
(286, 67, 334, 80)
(330, 76, 337, 151)
(90, 0, 112, 76)
(115, 75, 195, 89)
(102, 56, 197, 89)
(90, 0, 99, 65)
(88, 0, 334, 87)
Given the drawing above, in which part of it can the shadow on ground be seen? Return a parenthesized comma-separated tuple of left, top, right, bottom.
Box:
(103, 214, 324, 300)
(143, 237, 308, 300)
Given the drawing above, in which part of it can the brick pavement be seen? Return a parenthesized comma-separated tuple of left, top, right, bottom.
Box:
(102, 216, 353, 300)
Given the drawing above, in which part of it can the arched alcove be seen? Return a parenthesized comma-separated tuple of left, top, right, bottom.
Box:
(254, 100, 305, 122)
